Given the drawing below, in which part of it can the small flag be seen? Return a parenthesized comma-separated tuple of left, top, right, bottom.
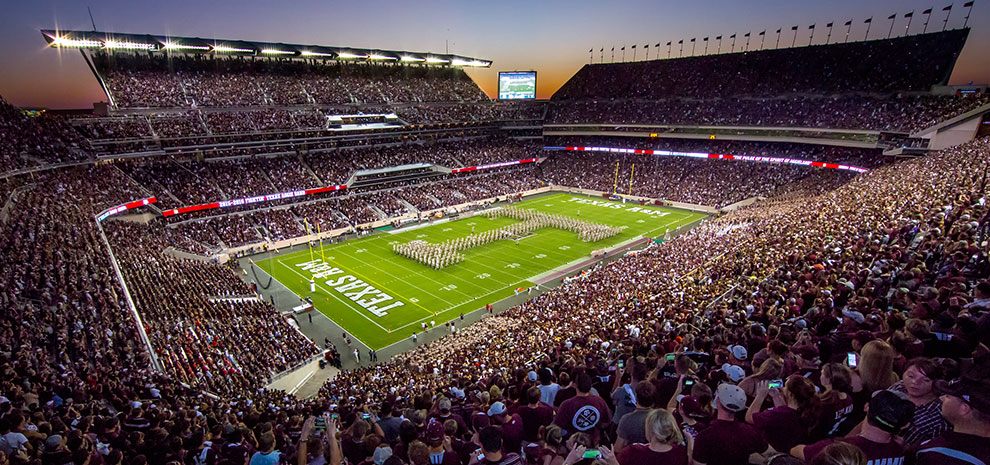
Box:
(791, 25, 798, 30)
(776, 28, 782, 33)
(644, 44, 649, 48)
(677, 40, 683, 44)
(759, 30, 766, 35)
(631, 44, 636, 48)
(865, 17, 873, 23)
(611, 47, 614, 51)
(827, 22, 834, 27)
(845, 20, 852, 26)
(904, 11, 914, 18)
(888, 13, 896, 19)
(656, 42, 662, 47)
(923, 8, 933, 14)
(745, 32, 751, 37)
(943, 4, 952, 11)
(600, 47, 604, 52)
(730, 33, 736, 38)
(665, 41, 671, 46)
(703, 37, 708, 41)
(716, 35, 722, 40)
(809, 24, 816, 29)
(621, 46, 625, 50)
(589, 48, 593, 53)
(963, 1, 973, 7)
(690, 38, 695, 42)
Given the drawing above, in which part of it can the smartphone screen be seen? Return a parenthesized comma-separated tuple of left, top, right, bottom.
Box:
(846, 352, 858, 367)
(617, 360, 625, 369)
(683, 379, 695, 387)
(665, 353, 675, 362)
(582, 450, 601, 459)
(768, 379, 783, 389)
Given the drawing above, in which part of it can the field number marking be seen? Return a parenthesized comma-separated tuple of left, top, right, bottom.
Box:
(534, 254, 547, 259)
(441, 284, 458, 291)
(476, 273, 491, 280)
(505, 263, 520, 269)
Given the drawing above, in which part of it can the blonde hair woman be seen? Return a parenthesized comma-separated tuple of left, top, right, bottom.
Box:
(596, 409, 690, 465)
(856, 340, 899, 394)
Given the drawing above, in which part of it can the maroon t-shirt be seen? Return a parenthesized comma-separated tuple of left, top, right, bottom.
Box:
(915, 431, 990, 465)
(803, 436, 905, 464)
(517, 403, 555, 442)
(617, 444, 689, 465)
(692, 419, 768, 465)
(752, 405, 806, 452)
(554, 395, 612, 441)
(616, 444, 689, 465)
(500, 414, 525, 454)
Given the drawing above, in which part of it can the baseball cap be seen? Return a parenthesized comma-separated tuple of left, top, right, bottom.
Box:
(527, 371, 538, 382)
(425, 418, 445, 444)
(721, 363, 746, 383)
(373, 445, 393, 465)
(842, 309, 866, 324)
(728, 345, 748, 360)
(438, 398, 452, 412)
(487, 401, 506, 416)
(936, 378, 990, 415)
(867, 390, 915, 433)
(715, 384, 747, 412)
(676, 395, 709, 419)
(792, 345, 819, 361)
(45, 435, 63, 451)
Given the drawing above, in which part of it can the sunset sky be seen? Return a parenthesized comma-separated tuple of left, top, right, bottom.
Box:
(1, 0, 987, 109)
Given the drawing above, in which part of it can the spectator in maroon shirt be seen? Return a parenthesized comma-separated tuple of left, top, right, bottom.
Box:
(468, 426, 523, 465)
(746, 376, 821, 453)
(516, 387, 554, 443)
(915, 376, 990, 465)
(488, 402, 524, 454)
(553, 373, 612, 444)
(792, 389, 914, 463)
(611, 409, 689, 465)
(423, 419, 459, 465)
(692, 384, 768, 465)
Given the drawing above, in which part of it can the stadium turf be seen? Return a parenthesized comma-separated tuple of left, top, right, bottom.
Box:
(254, 192, 707, 349)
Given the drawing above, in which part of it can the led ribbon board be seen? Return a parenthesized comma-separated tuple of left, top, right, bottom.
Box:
(546, 146, 868, 173)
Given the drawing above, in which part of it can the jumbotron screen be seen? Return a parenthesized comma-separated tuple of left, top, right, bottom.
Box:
(498, 71, 537, 100)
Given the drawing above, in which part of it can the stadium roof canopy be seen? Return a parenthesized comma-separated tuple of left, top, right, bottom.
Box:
(40, 29, 492, 67)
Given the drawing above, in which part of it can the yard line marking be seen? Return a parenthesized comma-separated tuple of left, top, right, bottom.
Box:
(254, 259, 375, 349)
(277, 259, 396, 333)
(310, 247, 459, 321)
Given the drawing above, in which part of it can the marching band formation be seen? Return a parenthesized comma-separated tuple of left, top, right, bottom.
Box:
(392, 207, 623, 269)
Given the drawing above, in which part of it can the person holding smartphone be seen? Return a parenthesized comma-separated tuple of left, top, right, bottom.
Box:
(468, 426, 523, 465)
(746, 376, 821, 453)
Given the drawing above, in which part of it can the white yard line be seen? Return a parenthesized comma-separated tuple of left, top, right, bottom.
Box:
(254, 260, 376, 348)
(278, 259, 402, 333)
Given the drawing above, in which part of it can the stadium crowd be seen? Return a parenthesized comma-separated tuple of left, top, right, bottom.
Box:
(554, 29, 969, 99)
(96, 55, 488, 108)
(547, 94, 990, 133)
(3, 126, 989, 465)
(3, 28, 990, 465)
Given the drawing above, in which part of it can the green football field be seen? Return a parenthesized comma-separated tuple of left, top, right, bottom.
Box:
(255, 193, 707, 349)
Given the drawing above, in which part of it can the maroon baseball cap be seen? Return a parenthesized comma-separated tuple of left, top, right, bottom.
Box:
(425, 418, 444, 444)
(676, 395, 709, 419)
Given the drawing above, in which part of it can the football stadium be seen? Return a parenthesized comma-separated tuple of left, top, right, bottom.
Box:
(2, 1, 990, 464)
